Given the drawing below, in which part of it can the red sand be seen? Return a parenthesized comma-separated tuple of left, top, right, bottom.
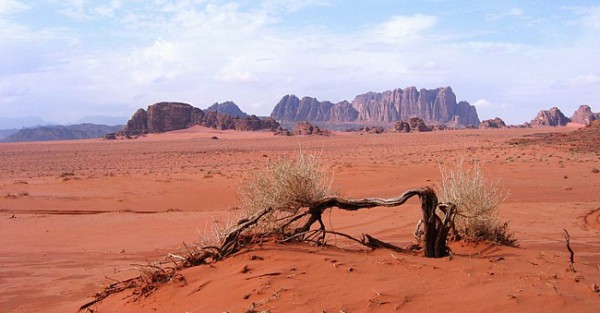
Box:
(1, 127, 599, 312)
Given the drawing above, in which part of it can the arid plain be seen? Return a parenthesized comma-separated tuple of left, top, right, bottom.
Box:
(1, 126, 600, 312)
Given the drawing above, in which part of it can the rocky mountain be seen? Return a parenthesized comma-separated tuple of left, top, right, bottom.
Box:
(124, 102, 279, 135)
(0, 129, 19, 140)
(270, 86, 480, 127)
(2, 124, 123, 142)
(530, 107, 570, 127)
(570, 105, 599, 126)
(479, 117, 507, 129)
(206, 101, 248, 118)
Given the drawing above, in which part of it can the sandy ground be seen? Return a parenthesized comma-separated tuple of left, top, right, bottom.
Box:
(1, 126, 599, 312)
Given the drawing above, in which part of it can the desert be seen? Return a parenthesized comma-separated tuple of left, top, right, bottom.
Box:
(3, 3, 600, 312)
(1, 124, 599, 312)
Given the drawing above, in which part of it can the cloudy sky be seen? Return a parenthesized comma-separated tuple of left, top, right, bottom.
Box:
(1, 0, 599, 125)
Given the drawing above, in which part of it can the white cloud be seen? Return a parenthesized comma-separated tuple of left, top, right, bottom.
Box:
(578, 6, 600, 29)
(563, 74, 600, 87)
(467, 41, 525, 54)
(374, 14, 437, 40)
(486, 8, 524, 21)
(261, 0, 331, 13)
(214, 71, 260, 83)
(473, 99, 493, 107)
(94, 0, 122, 17)
(0, 0, 29, 15)
(58, 0, 92, 21)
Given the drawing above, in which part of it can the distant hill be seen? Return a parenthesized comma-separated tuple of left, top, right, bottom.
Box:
(271, 86, 480, 128)
(206, 101, 249, 118)
(0, 116, 53, 129)
(2, 123, 124, 142)
(74, 115, 129, 126)
(0, 129, 19, 140)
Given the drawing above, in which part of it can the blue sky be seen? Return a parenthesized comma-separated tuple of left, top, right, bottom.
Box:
(1, 0, 599, 125)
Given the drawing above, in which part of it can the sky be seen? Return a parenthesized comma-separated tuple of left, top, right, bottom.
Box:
(1, 0, 599, 125)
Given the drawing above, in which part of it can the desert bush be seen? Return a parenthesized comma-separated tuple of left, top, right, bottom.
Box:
(438, 158, 517, 246)
(238, 149, 334, 233)
(198, 216, 238, 247)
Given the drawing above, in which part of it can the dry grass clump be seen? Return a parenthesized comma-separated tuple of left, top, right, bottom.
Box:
(439, 158, 517, 246)
(198, 216, 238, 247)
(238, 150, 334, 233)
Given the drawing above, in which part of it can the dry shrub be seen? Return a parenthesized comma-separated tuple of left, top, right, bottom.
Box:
(439, 158, 517, 246)
(238, 149, 334, 233)
(197, 216, 238, 247)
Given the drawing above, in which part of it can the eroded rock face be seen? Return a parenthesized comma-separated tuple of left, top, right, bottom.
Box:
(271, 95, 336, 122)
(571, 105, 599, 126)
(329, 100, 358, 122)
(206, 101, 248, 118)
(292, 121, 331, 136)
(124, 102, 279, 135)
(393, 117, 432, 132)
(146, 102, 198, 133)
(126, 108, 149, 135)
(270, 86, 480, 127)
(530, 107, 570, 127)
(480, 117, 507, 129)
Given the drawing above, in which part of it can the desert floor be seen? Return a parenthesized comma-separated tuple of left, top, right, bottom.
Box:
(1, 126, 599, 312)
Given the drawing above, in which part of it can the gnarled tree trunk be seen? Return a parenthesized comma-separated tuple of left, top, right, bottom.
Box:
(296, 187, 456, 258)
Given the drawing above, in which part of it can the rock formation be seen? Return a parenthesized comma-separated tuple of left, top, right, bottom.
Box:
(270, 95, 336, 122)
(206, 101, 248, 118)
(393, 117, 432, 133)
(479, 117, 507, 129)
(530, 107, 570, 127)
(270, 87, 479, 127)
(292, 121, 331, 136)
(125, 109, 149, 135)
(124, 102, 279, 136)
(570, 105, 599, 126)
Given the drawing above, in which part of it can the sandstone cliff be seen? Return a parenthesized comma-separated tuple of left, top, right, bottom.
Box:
(570, 105, 599, 126)
(292, 121, 331, 136)
(479, 117, 507, 129)
(206, 101, 249, 118)
(530, 107, 570, 127)
(393, 117, 432, 133)
(270, 86, 479, 127)
(124, 102, 279, 135)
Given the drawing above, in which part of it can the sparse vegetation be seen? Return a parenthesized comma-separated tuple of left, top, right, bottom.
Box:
(83, 152, 517, 311)
(438, 158, 517, 246)
(237, 150, 334, 233)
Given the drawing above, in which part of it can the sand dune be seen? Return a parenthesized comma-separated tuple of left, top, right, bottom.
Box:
(1, 127, 599, 312)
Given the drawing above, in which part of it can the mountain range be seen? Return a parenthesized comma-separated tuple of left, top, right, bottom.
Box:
(2, 86, 598, 142)
(270, 86, 480, 128)
(1, 124, 124, 142)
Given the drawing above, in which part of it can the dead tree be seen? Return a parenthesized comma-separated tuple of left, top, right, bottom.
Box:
(293, 187, 456, 258)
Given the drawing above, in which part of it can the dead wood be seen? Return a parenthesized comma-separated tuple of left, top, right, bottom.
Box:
(563, 228, 575, 272)
(294, 187, 455, 258)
